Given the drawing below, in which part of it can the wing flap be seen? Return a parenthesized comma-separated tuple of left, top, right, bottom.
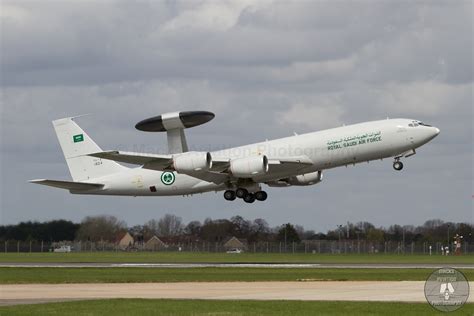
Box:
(264, 156, 314, 178)
(268, 156, 313, 165)
(209, 158, 230, 172)
(185, 170, 229, 184)
(29, 179, 104, 191)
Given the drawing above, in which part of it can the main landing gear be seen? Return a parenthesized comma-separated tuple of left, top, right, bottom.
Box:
(223, 190, 236, 201)
(224, 189, 268, 203)
(393, 160, 404, 171)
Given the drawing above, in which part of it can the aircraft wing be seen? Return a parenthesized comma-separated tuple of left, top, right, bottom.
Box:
(88, 151, 228, 183)
(88, 151, 173, 170)
(201, 155, 313, 184)
(87, 150, 219, 182)
(88, 150, 313, 184)
(184, 156, 313, 185)
(29, 179, 104, 191)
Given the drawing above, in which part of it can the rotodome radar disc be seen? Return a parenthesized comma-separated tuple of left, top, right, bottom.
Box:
(135, 111, 215, 132)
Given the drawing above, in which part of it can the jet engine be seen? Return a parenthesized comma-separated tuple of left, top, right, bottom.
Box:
(230, 156, 269, 177)
(173, 151, 212, 172)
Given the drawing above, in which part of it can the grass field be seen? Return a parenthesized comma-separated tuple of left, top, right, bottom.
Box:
(1, 252, 473, 264)
(0, 299, 472, 316)
(1, 267, 473, 283)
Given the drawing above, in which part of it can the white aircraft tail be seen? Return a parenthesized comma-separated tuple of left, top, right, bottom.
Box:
(52, 117, 127, 181)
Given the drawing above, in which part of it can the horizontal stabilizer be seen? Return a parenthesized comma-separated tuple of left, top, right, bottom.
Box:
(29, 179, 104, 191)
(88, 151, 173, 171)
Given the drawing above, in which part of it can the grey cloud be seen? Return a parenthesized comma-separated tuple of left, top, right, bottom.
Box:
(3, 1, 470, 87)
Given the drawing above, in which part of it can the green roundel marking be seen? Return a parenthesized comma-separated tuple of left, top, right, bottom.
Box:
(161, 172, 175, 185)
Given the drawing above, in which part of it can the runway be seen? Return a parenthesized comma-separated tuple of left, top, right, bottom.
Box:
(2, 262, 473, 269)
(4, 281, 473, 306)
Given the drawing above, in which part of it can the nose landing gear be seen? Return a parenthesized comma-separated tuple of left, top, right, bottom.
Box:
(393, 160, 404, 171)
(392, 149, 415, 171)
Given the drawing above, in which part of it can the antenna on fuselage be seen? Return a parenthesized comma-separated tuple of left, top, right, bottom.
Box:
(135, 111, 215, 154)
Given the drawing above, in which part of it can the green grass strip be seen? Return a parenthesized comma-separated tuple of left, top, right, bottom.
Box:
(1, 267, 473, 283)
(0, 299, 473, 316)
(1, 252, 474, 264)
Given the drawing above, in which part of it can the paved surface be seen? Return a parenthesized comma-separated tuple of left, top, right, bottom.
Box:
(6, 281, 473, 306)
(1, 262, 473, 269)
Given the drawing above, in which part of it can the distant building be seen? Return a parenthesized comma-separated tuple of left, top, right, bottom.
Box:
(145, 236, 167, 251)
(223, 236, 247, 250)
(116, 232, 134, 250)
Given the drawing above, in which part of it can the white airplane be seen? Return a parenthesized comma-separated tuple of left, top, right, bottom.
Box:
(30, 111, 440, 203)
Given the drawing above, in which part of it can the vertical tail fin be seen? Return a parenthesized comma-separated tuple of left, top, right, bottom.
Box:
(52, 117, 127, 181)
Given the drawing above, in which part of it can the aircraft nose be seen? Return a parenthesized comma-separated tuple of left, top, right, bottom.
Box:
(426, 127, 440, 142)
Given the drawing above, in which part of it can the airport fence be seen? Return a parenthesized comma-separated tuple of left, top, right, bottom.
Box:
(2, 239, 473, 255)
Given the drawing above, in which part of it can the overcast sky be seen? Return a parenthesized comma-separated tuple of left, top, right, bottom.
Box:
(1, 0, 472, 231)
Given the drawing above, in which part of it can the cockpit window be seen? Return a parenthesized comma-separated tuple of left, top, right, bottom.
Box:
(409, 120, 431, 127)
(418, 121, 431, 127)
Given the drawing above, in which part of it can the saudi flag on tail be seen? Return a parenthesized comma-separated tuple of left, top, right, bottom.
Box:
(73, 134, 84, 143)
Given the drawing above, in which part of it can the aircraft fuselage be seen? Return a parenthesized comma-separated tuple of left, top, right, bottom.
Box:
(84, 118, 439, 197)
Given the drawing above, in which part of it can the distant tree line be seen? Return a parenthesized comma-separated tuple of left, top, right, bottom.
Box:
(0, 220, 79, 242)
(0, 215, 472, 244)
